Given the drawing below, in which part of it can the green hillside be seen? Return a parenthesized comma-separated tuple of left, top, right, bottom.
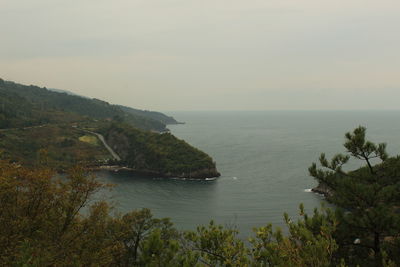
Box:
(0, 78, 171, 132)
(0, 125, 110, 170)
(0, 78, 220, 178)
(100, 123, 219, 178)
(117, 105, 182, 125)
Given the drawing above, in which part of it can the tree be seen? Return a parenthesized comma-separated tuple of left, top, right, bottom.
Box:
(309, 126, 400, 266)
(183, 221, 249, 266)
(109, 208, 179, 266)
(0, 160, 116, 265)
(250, 204, 338, 267)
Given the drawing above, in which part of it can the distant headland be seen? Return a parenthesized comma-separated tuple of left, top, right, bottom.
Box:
(0, 78, 220, 179)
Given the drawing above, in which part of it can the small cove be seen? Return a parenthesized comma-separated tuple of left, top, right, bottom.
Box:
(96, 110, 400, 237)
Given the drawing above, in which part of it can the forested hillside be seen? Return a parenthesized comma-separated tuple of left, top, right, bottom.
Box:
(117, 105, 181, 125)
(0, 78, 219, 177)
(100, 123, 219, 178)
(0, 125, 110, 170)
(0, 78, 175, 132)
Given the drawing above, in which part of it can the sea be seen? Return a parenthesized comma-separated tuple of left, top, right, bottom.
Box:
(95, 110, 400, 237)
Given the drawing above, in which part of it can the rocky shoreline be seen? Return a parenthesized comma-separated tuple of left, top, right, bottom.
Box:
(91, 165, 221, 180)
(311, 183, 332, 197)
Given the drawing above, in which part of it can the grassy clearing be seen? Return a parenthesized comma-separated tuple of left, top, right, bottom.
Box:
(0, 125, 110, 170)
(79, 135, 99, 145)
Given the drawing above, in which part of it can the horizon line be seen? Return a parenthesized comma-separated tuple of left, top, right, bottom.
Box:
(162, 109, 400, 113)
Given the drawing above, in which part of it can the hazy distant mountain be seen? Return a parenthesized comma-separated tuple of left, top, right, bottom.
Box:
(117, 105, 182, 125)
(49, 88, 89, 98)
(0, 78, 177, 132)
(48, 89, 183, 125)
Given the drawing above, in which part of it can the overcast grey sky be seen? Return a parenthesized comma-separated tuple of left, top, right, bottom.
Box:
(1, 0, 399, 111)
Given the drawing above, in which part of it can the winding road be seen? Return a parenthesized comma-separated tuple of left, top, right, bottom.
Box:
(0, 124, 122, 161)
(79, 129, 121, 161)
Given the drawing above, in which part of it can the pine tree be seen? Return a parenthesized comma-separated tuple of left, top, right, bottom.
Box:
(309, 126, 400, 266)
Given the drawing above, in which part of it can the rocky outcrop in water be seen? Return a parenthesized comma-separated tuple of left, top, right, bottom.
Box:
(311, 183, 332, 197)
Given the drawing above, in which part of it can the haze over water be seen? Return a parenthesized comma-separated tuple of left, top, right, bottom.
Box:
(96, 110, 400, 236)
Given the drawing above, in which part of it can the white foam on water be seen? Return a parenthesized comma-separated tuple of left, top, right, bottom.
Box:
(304, 188, 313, 192)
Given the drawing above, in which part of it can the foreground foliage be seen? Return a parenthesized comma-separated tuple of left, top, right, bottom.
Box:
(0, 158, 339, 266)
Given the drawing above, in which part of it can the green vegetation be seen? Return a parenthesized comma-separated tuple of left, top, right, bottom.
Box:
(0, 125, 110, 170)
(0, 127, 399, 266)
(0, 78, 174, 132)
(101, 123, 220, 178)
(0, 159, 340, 266)
(79, 135, 100, 146)
(0, 120, 219, 177)
(309, 126, 400, 266)
(117, 105, 181, 125)
(0, 78, 218, 177)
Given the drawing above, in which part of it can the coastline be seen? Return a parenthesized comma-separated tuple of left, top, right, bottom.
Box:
(311, 183, 331, 197)
(90, 165, 221, 180)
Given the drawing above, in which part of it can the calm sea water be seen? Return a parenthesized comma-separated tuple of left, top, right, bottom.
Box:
(95, 111, 400, 236)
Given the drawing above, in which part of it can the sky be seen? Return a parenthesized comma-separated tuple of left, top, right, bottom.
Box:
(0, 0, 399, 111)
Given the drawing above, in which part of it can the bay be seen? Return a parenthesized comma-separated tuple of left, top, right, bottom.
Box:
(96, 110, 400, 236)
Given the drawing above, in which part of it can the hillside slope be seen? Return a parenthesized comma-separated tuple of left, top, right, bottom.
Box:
(117, 105, 182, 125)
(0, 78, 173, 132)
(0, 78, 220, 178)
(100, 123, 220, 178)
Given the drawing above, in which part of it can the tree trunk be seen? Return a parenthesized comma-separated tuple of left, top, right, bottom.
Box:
(374, 232, 381, 265)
